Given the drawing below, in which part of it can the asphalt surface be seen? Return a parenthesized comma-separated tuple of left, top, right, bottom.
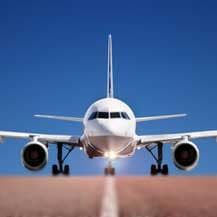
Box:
(0, 176, 216, 217)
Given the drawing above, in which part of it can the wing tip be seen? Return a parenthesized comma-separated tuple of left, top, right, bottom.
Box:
(179, 113, 188, 117)
(34, 114, 44, 118)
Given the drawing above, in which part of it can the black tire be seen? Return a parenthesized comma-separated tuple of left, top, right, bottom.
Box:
(104, 167, 115, 176)
(52, 164, 59, 176)
(63, 165, 70, 176)
(161, 164, 169, 175)
(151, 164, 157, 176)
(104, 168, 108, 176)
(110, 168, 115, 176)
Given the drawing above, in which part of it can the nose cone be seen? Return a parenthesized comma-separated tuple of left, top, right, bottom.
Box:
(97, 119, 134, 137)
(88, 134, 133, 152)
(85, 118, 135, 138)
(86, 119, 135, 152)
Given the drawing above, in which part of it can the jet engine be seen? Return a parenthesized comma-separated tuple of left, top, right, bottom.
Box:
(21, 141, 48, 171)
(172, 139, 199, 171)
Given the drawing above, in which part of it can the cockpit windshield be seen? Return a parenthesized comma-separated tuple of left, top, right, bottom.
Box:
(98, 112, 109, 119)
(88, 111, 130, 120)
(110, 112, 121, 118)
(121, 112, 130, 120)
(88, 112, 97, 120)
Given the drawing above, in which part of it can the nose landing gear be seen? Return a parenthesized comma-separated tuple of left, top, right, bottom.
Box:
(104, 160, 115, 176)
(146, 142, 169, 176)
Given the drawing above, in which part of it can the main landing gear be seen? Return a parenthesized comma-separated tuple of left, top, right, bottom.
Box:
(146, 142, 169, 176)
(104, 160, 115, 176)
(52, 143, 73, 176)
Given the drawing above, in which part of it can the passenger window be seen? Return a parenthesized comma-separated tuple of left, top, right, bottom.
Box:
(88, 112, 97, 120)
(98, 112, 109, 119)
(121, 112, 130, 120)
(110, 112, 121, 118)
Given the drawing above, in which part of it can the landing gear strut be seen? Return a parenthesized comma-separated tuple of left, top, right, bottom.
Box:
(104, 160, 115, 176)
(52, 143, 73, 176)
(146, 142, 169, 175)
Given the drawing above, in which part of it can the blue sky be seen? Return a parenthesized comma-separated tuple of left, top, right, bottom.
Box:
(1, 0, 217, 175)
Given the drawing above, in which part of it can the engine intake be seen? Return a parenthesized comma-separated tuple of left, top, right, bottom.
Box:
(173, 140, 199, 171)
(21, 141, 48, 171)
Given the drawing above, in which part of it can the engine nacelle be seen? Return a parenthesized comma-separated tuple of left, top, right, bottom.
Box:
(172, 139, 199, 171)
(21, 141, 48, 171)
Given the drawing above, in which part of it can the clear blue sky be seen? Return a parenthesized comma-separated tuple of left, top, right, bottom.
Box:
(1, 0, 217, 175)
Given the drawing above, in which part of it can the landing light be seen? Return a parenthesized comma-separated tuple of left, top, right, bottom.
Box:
(104, 151, 117, 160)
(79, 147, 83, 151)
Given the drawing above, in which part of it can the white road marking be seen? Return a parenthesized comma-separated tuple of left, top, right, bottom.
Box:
(100, 177, 119, 217)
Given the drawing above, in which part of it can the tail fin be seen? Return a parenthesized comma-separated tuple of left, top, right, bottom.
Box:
(107, 34, 114, 98)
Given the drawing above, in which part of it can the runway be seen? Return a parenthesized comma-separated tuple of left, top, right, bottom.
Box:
(0, 176, 217, 217)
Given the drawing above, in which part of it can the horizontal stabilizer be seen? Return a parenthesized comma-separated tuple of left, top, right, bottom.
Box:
(34, 114, 83, 122)
(136, 113, 187, 122)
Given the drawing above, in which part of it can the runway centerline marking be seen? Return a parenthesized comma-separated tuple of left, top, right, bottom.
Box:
(100, 177, 119, 217)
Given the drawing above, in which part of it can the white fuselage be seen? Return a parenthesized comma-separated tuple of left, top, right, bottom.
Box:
(81, 98, 137, 158)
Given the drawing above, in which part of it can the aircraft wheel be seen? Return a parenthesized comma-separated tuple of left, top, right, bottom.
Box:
(161, 164, 169, 175)
(63, 165, 70, 176)
(150, 164, 158, 176)
(110, 167, 115, 176)
(52, 164, 59, 176)
(104, 167, 115, 176)
(104, 168, 108, 176)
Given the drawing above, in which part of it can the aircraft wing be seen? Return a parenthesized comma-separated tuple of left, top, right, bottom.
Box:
(136, 130, 217, 147)
(0, 131, 81, 146)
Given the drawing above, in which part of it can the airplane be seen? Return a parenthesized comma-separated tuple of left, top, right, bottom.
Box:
(1, 34, 217, 176)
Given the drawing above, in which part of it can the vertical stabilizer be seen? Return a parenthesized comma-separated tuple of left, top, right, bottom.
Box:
(107, 34, 114, 98)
